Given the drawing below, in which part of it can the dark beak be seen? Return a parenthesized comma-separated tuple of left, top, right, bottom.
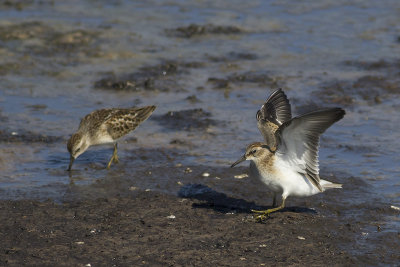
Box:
(67, 155, 75, 171)
(231, 155, 246, 168)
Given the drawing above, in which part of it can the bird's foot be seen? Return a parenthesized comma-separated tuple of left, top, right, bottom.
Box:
(251, 209, 271, 222)
(251, 206, 283, 221)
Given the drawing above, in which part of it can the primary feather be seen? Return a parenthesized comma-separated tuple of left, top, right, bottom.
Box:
(257, 88, 292, 149)
(275, 108, 346, 191)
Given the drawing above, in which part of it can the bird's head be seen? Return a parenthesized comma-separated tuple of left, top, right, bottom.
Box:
(67, 133, 89, 170)
(231, 142, 274, 167)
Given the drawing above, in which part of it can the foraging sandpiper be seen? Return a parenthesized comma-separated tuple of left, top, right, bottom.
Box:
(231, 89, 345, 220)
(67, 105, 156, 171)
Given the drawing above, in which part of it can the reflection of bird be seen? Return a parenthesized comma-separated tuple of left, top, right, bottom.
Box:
(67, 106, 156, 171)
(256, 88, 291, 151)
(231, 89, 345, 220)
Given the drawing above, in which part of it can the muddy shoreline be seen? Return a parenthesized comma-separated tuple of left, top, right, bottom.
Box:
(1, 182, 399, 266)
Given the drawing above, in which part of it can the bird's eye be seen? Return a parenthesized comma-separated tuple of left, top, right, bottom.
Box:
(251, 150, 257, 154)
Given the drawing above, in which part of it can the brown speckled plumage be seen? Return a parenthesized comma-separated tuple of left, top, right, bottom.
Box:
(256, 88, 291, 150)
(67, 105, 156, 170)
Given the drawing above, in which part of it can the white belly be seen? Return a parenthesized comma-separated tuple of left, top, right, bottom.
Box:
(250, 160, 321, 198)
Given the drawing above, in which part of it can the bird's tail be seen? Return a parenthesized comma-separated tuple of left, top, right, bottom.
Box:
(133, 105, 156, 122)
(320, 179, 342, 190)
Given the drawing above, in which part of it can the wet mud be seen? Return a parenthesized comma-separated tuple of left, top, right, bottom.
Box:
(166, 24, 243, 38)
(153, 109, 217, 131)
(207, 52, 258, 62)
(208, 71, 282, 90)
(1, 187, 399, 266)
(0, 130, 61, 143)
(317, 59, 400, 106)
(94, 61, 204, 92)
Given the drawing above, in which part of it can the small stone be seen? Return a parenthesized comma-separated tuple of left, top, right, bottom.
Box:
(175, 163, 183, 167)
(75, 241, 85, 245)
(259, 244, 267, 247)
(184, 167, 192, 173)
(297, 236, 305, 240)
(145, 189, 151, 192)
(234, 174, 248, 179)
(129, 186, 138, 191)
(166, 215, 176, 219)
(390, 205, 400, 211)
(202, 172, 210, 177)
(177, 181, 183, 186)
(240, 257, 246, 261)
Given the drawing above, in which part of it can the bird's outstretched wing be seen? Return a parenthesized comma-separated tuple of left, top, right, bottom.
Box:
(275, 108, 345, 191)
(257, 88, 292, 149)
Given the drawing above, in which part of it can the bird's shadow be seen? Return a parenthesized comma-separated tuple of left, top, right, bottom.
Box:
(177, 184, 317, 215)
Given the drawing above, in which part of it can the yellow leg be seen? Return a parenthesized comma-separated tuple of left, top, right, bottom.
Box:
(107, 143, 119, 169)
(251, 197, 286, 221)
(113, 143, 119, 163)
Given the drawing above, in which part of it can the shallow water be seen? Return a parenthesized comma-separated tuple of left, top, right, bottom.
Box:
(0, 0, 399, 237)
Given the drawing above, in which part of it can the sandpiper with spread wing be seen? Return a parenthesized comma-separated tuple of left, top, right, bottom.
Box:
(231, 89, 345, 220)
(67, 105, 156, 171)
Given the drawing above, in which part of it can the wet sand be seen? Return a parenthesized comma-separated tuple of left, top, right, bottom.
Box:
(0, 191, 371, 266)
(1, 174, 399, 266)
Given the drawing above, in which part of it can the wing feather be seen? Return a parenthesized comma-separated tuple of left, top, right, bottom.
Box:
(276, 108, 345, 191)
(257, 88, 292, 149)
(106, 106, 156, 140)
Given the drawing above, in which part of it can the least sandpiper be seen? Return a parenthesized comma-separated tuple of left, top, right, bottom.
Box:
(231, 89, 345, 220)
(67, 105, 156, 171)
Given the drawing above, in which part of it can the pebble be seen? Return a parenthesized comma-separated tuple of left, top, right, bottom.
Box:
(390, 205, 400, 211)
(166, 215, 176, 219)
(234, 174, 248, 179)
(297, 236, 305, 240)
(202, 172, 210, 177)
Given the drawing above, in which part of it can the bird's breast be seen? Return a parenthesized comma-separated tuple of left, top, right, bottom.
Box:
(250, 157, 282, 193)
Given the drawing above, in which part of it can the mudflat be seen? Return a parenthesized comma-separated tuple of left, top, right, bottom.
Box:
(1, 186, 399, 266)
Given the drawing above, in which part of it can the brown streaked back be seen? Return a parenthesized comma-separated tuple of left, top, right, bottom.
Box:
(106, 105, 156, 140)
